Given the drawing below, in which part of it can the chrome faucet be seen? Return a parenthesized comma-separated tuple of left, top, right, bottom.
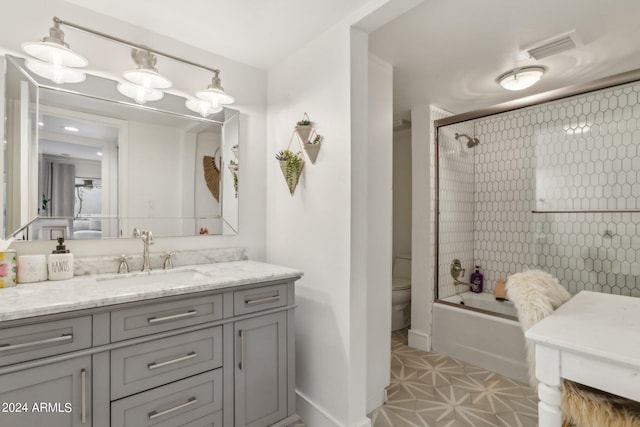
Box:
(133, 228, 154, 272)
(450, 259, 472, 288)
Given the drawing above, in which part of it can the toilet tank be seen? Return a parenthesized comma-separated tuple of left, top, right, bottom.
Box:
(393, 256, 412, 279)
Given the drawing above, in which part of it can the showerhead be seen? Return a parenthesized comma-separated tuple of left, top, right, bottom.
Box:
(455, 132, 480, 148)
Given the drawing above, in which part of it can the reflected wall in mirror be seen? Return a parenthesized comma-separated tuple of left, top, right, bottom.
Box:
(2, 55, 240, 240)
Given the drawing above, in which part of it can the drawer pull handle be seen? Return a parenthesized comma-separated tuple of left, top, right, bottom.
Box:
(148, 352, 198, 370)
(81, 369, 87, 424)
(148, 310, 197, 324)
(148, 397, 197, 420)
(0, 333, 73, 352)
(245, 295, 280, 305)
(238, 329, 245, 370)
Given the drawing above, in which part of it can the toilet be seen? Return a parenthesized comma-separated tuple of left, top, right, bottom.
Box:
(391, 255, 412, 331)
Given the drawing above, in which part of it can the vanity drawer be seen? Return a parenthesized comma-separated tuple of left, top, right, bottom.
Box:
(111, 368, 222, 427)
(111, 326, 223, 399)
(0, 316, 92, 367)
(233, 283, 288, 315)
(111, 295, 223, 342)
(180, 411, 222, 427)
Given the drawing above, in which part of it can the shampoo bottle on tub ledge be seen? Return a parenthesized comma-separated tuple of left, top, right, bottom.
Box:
(470, 266, 483, 293)
(48, 238, 74, 280)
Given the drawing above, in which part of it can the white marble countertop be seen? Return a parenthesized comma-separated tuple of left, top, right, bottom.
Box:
(0, 260, 303, 322)
(525, 290, 640, 368)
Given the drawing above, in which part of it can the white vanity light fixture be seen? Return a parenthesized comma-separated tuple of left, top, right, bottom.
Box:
(497, 66, 546, 91)
(195, 70, 235, 106)
(122, 49, 172, 89)
(185, 97, 223, 117)
(117, 82, 164, 104)
(24, 16, 236, 112)
(117, 49, 170, 104)
(21, 18, 87, 84)
(186, 70, 233, 117)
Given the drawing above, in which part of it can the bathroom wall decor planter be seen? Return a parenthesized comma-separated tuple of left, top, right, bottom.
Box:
(276, 150, 305, 195)
(295, 112, 313, 142)
(294, 112, 323, 164)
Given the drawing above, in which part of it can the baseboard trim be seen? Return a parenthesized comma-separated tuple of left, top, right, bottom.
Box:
(408, 328, 431, 352)
(296, 390, 372, 427)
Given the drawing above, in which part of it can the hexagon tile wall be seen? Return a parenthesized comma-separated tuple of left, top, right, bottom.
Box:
(439, 80, 640, 299)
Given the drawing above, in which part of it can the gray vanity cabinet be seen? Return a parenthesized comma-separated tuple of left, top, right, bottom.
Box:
(0, 355, 92, 427)
(0, 276, 298, 427)
(234, 311, 287, 427)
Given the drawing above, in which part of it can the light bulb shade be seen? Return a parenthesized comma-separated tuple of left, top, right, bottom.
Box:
(497, 66, 545, 91)
(117, 82, 163, 104)
(22, 41, 88, 68)
(195, 72, 235, 105)
(123, 49, 172, 89)
(25, 58, 86, 84)
(185, 98, 223, 117)
(195, 87, 235, 105)
(22, 22, 87, 67)
(123, 68, 172, 89)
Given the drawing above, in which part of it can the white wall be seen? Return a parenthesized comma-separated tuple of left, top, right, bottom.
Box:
(2, 0, 267, 259)
(393, 128, 412, 257)
(266, 21, 355, 425)
(365, 54, 393, 413)
(408, 105, 432, 351)
(266, 1, 415, 425)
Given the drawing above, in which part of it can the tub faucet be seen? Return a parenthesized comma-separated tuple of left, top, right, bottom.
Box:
(450, 258, 472, 289)
(133, 228, 154, 272)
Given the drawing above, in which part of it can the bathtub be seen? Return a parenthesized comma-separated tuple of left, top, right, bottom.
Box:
(432, 292, 528, 384)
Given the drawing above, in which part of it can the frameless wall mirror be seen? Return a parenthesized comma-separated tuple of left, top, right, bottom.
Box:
(2, 55, 240, 240)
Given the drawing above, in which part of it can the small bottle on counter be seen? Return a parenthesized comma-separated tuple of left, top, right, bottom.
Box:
(48, 237, 74, 281)
(470, 265, 484, 293)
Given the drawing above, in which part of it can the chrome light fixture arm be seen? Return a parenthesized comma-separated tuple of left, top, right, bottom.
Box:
(52, 17, 220, 74)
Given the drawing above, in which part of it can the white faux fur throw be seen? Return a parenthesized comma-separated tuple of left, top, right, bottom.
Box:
(506, 269, 572, 386)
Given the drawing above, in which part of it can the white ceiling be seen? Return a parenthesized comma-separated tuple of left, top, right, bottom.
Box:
(370, 0, 640, 117)
(63, 0, 374, 69)
(63, 0, 640, 119)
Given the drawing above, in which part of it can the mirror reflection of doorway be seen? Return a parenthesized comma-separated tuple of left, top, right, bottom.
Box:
(37, 109, 119, 240)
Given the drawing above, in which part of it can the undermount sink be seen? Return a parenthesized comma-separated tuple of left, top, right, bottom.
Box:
(96, 269, 201, 286)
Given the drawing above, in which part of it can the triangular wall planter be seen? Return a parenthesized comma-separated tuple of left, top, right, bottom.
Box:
(279, 160, 304, 195)
(303, 143, 321, 164)
(296, 125, 313, 143)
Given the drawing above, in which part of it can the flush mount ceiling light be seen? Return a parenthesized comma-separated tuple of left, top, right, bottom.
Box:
(497, 66, 546, 91)
(22, 18, 87, 84)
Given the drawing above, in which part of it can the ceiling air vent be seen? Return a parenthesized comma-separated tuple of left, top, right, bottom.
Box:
(521, 30, 581, 60)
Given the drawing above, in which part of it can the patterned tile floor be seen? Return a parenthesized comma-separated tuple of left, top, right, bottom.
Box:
(295, 329, 538, 427)
(369, 329, 538, 427)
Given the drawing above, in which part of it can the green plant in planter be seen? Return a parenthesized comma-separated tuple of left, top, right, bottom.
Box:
(296, 119, 311, 126)
(276, 149, 304, 195)
(309, 134, 322, 145)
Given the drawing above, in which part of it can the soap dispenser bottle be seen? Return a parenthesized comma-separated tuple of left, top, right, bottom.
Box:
(470, 266, 483, 293)
(48, 237, 74, 281)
